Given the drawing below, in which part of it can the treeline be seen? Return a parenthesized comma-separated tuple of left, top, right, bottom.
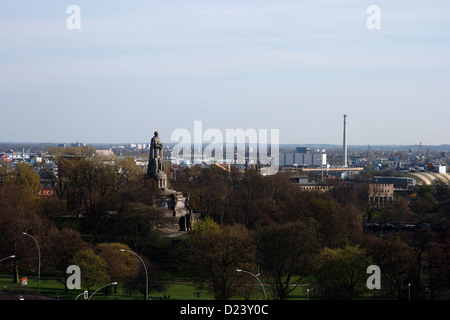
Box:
(0, 147, 167, 297)
(1, 147, 450, 300)
(173, 165, 450, 300)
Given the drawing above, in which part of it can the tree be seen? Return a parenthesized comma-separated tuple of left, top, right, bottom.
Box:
(94, 243, 139, 294)
(0, 181, 47, 283)
(434, 180, 450, 208)
(71, 248, 110, 291)
(0, 161, 15, 186)
(407, 226, 435, 299)
(173, 166, 231, 224)
(364, 236, 414, 299)
(226, 169, 308, 228)
(423, 240, 447, 299)
(411, 185, 437, 219)
(182, 218, 256, 300)
(379, 197, 414, 222)
(114, 203, 165, 255)
(0, 161, 41, 196)
(313, 245, 371, 299)
(68, 157, 116, 214)
(39, 149, 70, 205)
(254, 221, 318, 300)
(14, 162, 41, 193)
(64, 156, 119, 242)
(328, 179, 360, 208)
(111, 156, 150, 212)
(121, 254, 161, 299)
(342, 204, 364, 245)
(307, 196, 349, 248)
(45, 228, 89, 292)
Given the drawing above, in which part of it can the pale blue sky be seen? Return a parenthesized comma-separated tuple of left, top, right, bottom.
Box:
(1, 0, 449, 145)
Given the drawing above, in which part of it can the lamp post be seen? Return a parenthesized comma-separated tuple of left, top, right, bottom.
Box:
(120, 249, 148, 300)
(23, 232, 40, 295)
(236, 269, 267, 300)
(75, 290, 89, 300)
(0, 255, 15, 263)
(88, 282, 118, 300)
(408, 283, 411, 300)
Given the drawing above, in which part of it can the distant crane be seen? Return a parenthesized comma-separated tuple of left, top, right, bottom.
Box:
(213, 162, 231, 173)
(368, 145, 380, 171)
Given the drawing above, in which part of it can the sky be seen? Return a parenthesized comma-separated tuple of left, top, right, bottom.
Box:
(1, 0, 449, 146)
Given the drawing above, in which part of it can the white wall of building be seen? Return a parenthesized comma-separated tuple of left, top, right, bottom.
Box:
(279, 151, 326, 167)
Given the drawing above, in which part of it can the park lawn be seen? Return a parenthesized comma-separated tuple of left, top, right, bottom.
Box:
(0, 275, 311, 300)
(0, 275, 216, 300)
(1, 275, 67, 299)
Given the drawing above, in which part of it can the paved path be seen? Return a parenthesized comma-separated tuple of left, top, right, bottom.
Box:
(160, 229, 187, 238)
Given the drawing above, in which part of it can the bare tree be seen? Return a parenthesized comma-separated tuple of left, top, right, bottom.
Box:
(255, 221, 318, 300)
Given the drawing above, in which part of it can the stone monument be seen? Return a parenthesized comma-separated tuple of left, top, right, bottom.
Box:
(146, 131, 192, 231)
(147, 131, 167, 189)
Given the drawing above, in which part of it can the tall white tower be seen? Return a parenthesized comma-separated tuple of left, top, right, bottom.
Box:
(343, 114, 348, 168)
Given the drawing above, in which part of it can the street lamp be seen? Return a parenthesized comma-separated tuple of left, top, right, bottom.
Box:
(23, 232, 40, 295)
(88, 282, 118, 300)
(120, 249, 148, 300)
(307, 288, 310, 300)
(75, 290, 89, 300)
(236, 269, 267, 300)
(0, 255, 15, 263)
(408, 283, 411, 300)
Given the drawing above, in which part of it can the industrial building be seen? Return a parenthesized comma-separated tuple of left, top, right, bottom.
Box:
(279, 147, 327, 167)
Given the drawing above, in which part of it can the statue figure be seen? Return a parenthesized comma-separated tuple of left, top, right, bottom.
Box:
(148, 131, 164, 176)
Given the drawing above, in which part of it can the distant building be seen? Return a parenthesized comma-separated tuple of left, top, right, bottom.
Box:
(34, 178, 56, 197)
(298, 184, 333, 192)
(95, 150, 116, 160)
(374, 176, 416, 189)
(348, 182, 394, 207)
(71, 142, 86, 148)
(291, 175, 309, 184)
(279, 148, 327, 167)
(291, 175, 333, 192)
(35, 187, 56, 197)
(296, 147, 312, 153)
(435, 165, 447, 174)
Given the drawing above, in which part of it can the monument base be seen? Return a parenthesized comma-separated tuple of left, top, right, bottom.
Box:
(145, 173, 191, 231)
(149, 172, 167, 189)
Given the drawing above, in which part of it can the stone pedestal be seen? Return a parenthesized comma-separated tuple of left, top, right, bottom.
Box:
(145, 173, 189, 231)
(153, 172, 167, 189)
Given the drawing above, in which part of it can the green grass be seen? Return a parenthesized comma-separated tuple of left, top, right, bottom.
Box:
(0, 276, 229, 300)
(0, 275, 312, 300)
(151, 283, 213, 300)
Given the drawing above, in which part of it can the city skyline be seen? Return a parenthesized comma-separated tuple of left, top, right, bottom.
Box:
(1, 1, 449, 145)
